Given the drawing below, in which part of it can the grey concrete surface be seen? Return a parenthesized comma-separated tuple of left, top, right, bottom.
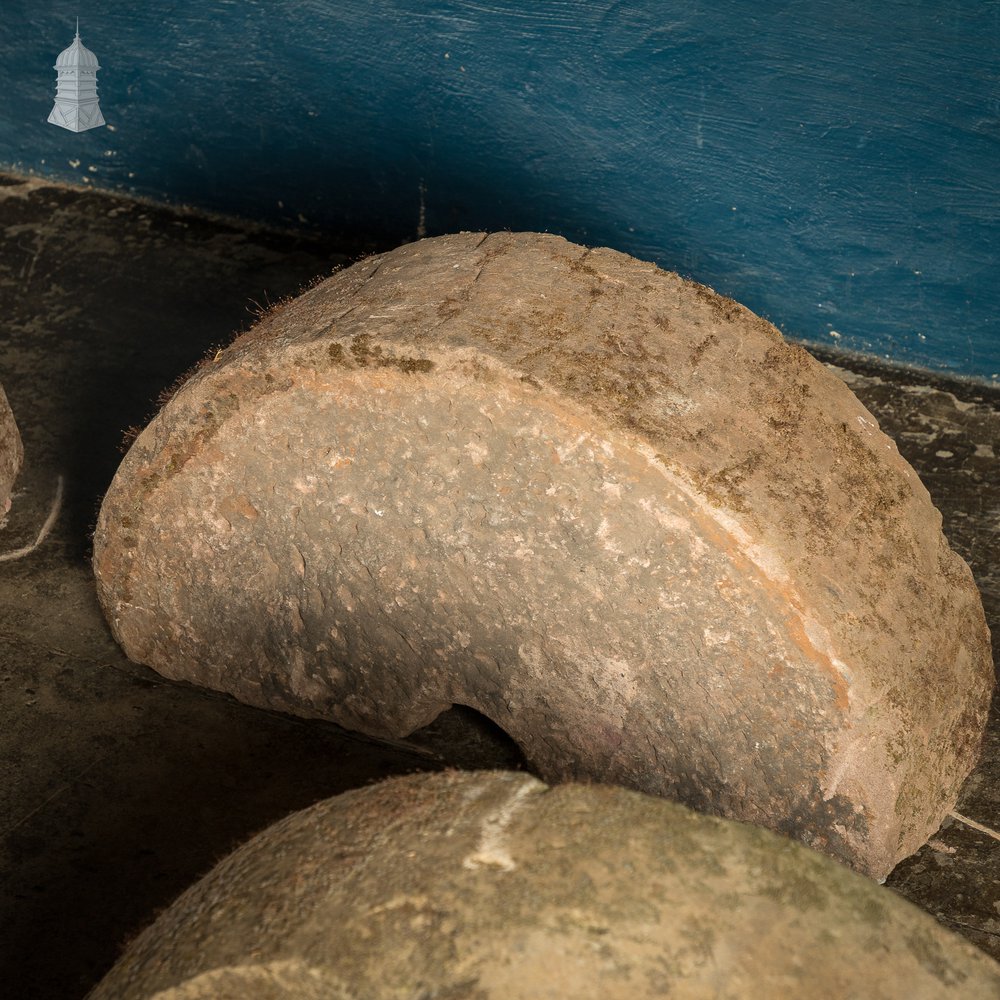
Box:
(0, 172, 998, 998)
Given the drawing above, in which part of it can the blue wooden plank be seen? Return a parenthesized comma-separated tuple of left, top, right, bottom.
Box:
(1, 1, 996, 379)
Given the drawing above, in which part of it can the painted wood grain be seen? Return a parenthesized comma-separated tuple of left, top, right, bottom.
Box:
(1, 1, 997, 378)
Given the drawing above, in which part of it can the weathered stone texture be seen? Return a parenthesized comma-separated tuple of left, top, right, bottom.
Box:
(0, 384, 22, 512)
(90, 771, 1000, 1000)
(93, 232, 993, 879)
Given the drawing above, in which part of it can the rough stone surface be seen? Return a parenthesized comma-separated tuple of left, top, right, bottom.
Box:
(92, 231, 993, 880)
(0, 382, 22, 512)
(90, 770, 1000, 1000)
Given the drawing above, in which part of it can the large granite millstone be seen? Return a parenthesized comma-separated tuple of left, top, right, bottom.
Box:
(0, 384, 22, 513)
(93, 232, 993, 879)
(90, 771, 1000, 999)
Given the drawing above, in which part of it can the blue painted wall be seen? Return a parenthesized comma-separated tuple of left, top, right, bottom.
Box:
(2, 2, 998, 381)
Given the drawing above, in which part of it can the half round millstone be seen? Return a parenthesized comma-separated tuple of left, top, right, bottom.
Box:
(89, 771, 1000, 1000)
(92, 232, 993, 880)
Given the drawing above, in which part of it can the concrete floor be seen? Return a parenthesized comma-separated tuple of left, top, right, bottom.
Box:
(1, 172, 998, 998)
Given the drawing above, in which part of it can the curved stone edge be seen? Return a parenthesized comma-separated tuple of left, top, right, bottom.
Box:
(147, 961, 358, 1000)
(90, 771, 1000, 1000)
(0, 384, 22, 513)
